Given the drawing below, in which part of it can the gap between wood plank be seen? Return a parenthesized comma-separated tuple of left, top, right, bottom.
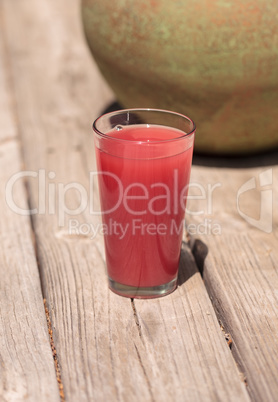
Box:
(12, 83, 66, 402)
(30, 215, 66, 402)
(20, 152, 67, 402)
(190, 235, 249, 388)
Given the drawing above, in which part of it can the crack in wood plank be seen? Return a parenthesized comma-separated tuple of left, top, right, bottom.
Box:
(44, 299, 65, 402)
(133, 342, 155, 402)
(131, 299, 143, 339)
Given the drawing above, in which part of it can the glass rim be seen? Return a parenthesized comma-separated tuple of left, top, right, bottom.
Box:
(93, 108, 196, 144)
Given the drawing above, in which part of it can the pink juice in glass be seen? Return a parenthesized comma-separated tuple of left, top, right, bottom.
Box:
(94, 122, 194, 297)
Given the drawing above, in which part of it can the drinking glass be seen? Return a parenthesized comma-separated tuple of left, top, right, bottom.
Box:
(93, 108, 195, 298)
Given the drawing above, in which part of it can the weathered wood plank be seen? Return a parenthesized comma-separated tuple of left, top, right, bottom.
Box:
(132, 243, 250, 401)
(0, 11, 60, 402)
(188, 163, 278, 401)
(2, 0, 251, 401)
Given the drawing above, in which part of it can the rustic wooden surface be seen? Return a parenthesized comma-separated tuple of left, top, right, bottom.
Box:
(1, 0, 277, 401)
(0, 14, 60, 402)
(188, 164, 278, 402)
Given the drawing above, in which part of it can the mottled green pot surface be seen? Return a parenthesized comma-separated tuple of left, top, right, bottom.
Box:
(82, 0, 278, 154)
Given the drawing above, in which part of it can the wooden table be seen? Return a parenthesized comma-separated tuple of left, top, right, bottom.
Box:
(1, 1, 278, 401)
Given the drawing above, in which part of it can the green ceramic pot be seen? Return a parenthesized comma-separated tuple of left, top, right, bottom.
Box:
(81, 0, 278, 154)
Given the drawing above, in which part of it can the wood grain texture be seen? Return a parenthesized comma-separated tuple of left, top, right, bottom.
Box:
(131, 244, 250, 401)
(0, 13, 60, 402)
(2, 0, 251, 400)
(188, 165, 278, 401)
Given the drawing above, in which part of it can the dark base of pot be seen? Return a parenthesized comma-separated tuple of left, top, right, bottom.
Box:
(102, 101, 278, 168)
(102, 101, 123, 115)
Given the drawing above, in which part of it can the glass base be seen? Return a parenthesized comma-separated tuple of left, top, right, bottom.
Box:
(108, 277, 177, 299)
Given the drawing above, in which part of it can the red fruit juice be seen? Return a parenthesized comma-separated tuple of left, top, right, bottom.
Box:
(95, 124, 194, 289)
